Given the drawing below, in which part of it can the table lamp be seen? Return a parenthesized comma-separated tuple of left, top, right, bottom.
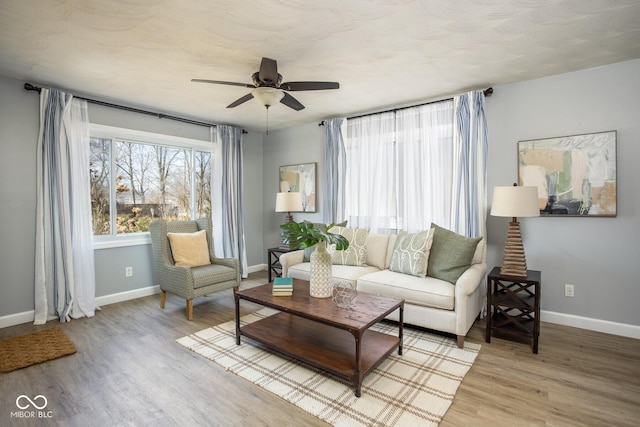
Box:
(491, 184, 540, 277)
(275, 191, 303, 249)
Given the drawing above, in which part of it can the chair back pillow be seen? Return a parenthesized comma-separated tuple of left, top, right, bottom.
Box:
(167, 230, 211, 267)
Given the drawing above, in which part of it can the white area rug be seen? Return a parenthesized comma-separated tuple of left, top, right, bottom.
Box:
(177, 309, 480, 426)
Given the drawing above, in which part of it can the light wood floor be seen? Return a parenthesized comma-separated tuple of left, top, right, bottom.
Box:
(1, 271, 639, 426)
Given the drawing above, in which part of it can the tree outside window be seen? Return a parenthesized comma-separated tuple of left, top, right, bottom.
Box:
(90, 136, 211, 236)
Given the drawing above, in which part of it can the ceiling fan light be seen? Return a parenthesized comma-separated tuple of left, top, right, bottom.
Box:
(251, 87, 284, 107)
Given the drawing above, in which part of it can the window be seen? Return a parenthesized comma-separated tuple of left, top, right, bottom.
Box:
(90, 125, 211, 239)
(344, 100, 455, 233)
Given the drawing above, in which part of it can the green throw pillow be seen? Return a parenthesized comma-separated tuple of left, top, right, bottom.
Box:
(302, 221, 347, 262)
(330, 226, 368, 266)
(389, 229, 434, 277)
(426, 224, 482, 284)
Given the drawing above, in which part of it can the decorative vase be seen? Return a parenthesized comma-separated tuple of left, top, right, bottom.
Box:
(310, 240, 333, 298)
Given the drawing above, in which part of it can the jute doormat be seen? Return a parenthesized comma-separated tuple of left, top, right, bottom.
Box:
(0, 327, 76, 373)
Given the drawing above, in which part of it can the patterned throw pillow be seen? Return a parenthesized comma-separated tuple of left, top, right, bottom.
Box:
(426, 224, 483, 284)
(330, 226, 369, 266)
(389, 229, 434, 277)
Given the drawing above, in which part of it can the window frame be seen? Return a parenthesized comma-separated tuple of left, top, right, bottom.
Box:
(90, 124, 211, 249)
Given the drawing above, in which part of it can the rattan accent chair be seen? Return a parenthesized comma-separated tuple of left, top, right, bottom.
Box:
(149, 218, 240, 320)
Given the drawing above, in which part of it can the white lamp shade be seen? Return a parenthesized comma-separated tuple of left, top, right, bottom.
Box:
(491, 186, 540, 218)
(275, 192, 303, 212)
(251, 87, 284, 107)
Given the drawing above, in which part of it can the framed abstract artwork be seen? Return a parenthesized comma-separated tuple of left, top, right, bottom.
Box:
(518, 131, 616, 217)
(279, 162, 316, 212)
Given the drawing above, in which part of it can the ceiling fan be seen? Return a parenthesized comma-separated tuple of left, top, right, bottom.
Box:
(192, 57, 339, 111)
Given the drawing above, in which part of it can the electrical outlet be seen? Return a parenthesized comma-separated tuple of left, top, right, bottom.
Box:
(564, 284, 574, 297)
(125, 266, 133, 277)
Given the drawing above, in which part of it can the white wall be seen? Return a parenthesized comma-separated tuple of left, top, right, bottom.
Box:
(486, 59, 640, 330)
(2, 59, 639, 333)
(262, 123, 326, 251)
(261, 60, 640, 335)
(0, 76, 265, 324)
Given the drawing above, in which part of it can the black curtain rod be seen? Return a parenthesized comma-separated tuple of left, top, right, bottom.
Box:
(24, 83, 247, 133)
(319, 87, 493, 126)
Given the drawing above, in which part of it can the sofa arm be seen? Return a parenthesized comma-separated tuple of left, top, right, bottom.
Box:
(455, 263, 488, 297)
(279, 250, 304, 277)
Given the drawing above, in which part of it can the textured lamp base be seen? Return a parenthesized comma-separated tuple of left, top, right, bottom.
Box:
(279, 213, 294, 250)
(500, 220, 528, 277)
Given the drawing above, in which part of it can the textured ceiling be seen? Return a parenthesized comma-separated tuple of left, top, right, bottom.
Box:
(1, 0, 639, 132)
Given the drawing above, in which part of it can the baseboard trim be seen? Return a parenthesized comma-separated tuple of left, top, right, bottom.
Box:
(95, 285, 160, 307)
(247, 263, 267, 274)
(0, 266, 269, 329)
(541, 310, 640, 339)
(0, 311, 37, 329)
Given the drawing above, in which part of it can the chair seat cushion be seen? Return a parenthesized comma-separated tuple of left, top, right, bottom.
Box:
(191, 264, 237, 289)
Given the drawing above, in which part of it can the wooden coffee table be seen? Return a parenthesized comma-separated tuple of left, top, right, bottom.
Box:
(234, 279, 404, 397)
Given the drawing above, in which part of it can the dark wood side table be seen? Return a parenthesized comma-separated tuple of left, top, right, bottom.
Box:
(267, 247, 291, 282)
(486, 266, 541, 354)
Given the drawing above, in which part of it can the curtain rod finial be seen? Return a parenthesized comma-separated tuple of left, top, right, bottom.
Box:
(24, 82, 42, 93)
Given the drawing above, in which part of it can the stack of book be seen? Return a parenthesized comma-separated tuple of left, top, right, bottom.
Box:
(272, 277, 293, 296)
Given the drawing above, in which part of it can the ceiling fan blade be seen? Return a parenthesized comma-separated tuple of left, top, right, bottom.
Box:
(192, 79, 254, 88)
(226, 93, 254, 108)
(281, 81, 340, 91)
(259, 57, 279, 84)
(280, 92, 305, 111)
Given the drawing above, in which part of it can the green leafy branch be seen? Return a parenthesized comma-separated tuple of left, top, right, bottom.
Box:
(279, 221, 349, 251)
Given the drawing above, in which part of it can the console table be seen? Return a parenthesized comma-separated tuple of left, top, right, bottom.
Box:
(267, 247, 290, 282)
(486, 267, 541, 354)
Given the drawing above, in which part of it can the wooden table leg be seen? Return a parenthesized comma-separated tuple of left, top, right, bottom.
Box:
(352, 331, 363, 397)
(235, 294, 241, 345)
(398, 303, 404, 355)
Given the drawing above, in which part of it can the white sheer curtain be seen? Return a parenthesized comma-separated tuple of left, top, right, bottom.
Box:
(211, 125, 248, 278)
(395, 100, 454, 231)
(344, 112, 396, 233)
(343, 95, 486, 237)
(34, 89, 96, 324)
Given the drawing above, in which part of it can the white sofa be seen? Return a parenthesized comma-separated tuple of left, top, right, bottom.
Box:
(279, 232, 487, 347)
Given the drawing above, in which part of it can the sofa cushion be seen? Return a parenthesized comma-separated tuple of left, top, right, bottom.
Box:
(358, 270, 455, 310)
(365, 233, 390, 270)
(426, 224, 482, 284)
(385, 234, 398, 269)
(472, 239, 484, 264)
(288, 262, 379, 285)
(389, 229, 434, 277)
(330, 226, 369, 266)
(166, 230, 210, 267)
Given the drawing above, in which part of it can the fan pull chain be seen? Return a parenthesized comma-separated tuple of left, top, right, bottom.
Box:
(265, 105, 270, 135)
